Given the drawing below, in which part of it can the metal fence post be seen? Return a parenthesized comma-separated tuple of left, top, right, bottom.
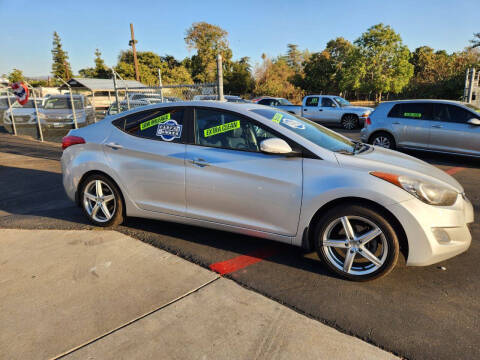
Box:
(6, 90, 17, 136)
(57, 78, 78, 129)
(112, 71, 120, 113)
(158, 69, 164, 102)
(467, 68, 475, 104)
(31, 86, 44, 142)
(216, 54, 224, 101)
(91, 91, 97, 123)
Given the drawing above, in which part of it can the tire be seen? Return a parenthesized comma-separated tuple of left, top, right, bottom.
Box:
(341, 114, 359, 130)
(314, 204, 399, 281)
(369, 132, 396, 150)
(79, 174, 124, 227)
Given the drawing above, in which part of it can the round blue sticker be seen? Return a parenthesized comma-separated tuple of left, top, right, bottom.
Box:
(156, 119, 183, 141)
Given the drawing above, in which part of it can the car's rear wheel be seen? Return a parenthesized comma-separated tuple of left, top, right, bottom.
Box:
(314, 204, 399, 281)
(80, 174, 124, 227)
(370, 132, 395, 150)
(341, 114, 359, 130)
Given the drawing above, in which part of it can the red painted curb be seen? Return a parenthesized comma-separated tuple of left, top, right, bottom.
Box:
(209, 246, 279, 275)
(445, 167, 466, 175)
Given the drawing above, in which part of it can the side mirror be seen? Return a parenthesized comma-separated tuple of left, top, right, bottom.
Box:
(331, 103, 337, 108)
(260, 138, 295, 155)
(467, 118, 480, 126)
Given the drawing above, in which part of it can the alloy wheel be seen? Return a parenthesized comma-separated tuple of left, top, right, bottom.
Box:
(322, 216, 388, 275)
(372, 136, 391, 148)
(342, 115, 357, 130)
(83, 180, 116, 223)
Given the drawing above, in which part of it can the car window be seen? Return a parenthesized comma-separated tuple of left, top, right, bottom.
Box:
(388, 103, 432, 120)
(258, 99, 271, 105)
(194, 108, 276, 152)
(44, 97, 83, 110)
(120, 108, 185, 143)
(278, 98, 293, 106)
(321, 97, 335, 107)
(305, 97, 319, 107)
(446, 105, 477, 123)
(250, 108, 355, 154)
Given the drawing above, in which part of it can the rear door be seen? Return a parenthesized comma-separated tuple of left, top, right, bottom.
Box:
(302, 96, 321, 121)
(103, 107, 187, 215)
(185, 107, 303, 236)
(387, 102, 432, 149)
(429, 103, 480, 155)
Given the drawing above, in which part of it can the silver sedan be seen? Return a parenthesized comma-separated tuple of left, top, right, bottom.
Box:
(61, 101, 473, 281)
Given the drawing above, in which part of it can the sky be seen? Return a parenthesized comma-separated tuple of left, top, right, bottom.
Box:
(0, 0, 478, 77)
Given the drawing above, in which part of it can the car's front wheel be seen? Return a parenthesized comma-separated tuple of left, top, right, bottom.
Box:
(370, 132, 395, 150)
(314, 204, 399, 281)
(80, 174, 124, 227)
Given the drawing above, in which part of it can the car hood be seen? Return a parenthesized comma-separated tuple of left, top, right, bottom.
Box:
(335, 146, 463, 193)
(41, 109, 85, 116)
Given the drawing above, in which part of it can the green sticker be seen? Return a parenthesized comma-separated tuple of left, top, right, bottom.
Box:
(404, 112, 422, 118)
(204, 120, 240, 137)
(310, 97, 318, 104)
(272, 113, 283, 123)
(140, 113, 171, 130)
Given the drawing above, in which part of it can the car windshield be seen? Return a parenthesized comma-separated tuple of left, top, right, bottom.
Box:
(334, 97, 350, 107)
(464, 103, 480, 113)
(250, 108, 356, 154)
(278, 98, 293, 106)
(13, 99, 42, 108)
(44, 97, 83, 110)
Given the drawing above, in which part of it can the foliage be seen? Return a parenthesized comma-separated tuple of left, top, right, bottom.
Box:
(185, 22, 232, 82)
(8, 69, 24, 83)
(353, 24, 414, 101)
(79, 49, 111, 79)
(471, 33, 480, 48)
(51, 31, 72, 82)
(224, 57, 255, 95)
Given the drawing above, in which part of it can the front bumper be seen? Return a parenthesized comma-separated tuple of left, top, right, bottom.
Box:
(387, 194, 473, 266)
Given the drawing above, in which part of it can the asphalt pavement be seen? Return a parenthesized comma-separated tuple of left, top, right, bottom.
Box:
(0, 132, 479, 360)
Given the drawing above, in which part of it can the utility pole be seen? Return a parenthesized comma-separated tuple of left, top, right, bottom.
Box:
(129, 23, 140, 82)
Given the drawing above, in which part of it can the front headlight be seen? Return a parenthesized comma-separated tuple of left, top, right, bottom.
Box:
(371, 172, 458, 206)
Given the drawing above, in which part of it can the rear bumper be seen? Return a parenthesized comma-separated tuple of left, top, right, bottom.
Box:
(387, 195, 473, 266)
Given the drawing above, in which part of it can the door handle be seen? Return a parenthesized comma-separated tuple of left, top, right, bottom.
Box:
(392, 122, 401, 125)
(431, 125, 443, 128)
(318, 109, 323, 111)
(190, 158, 209, 167)
(105, 142, 123, 149)
(304, 109, 308, 112)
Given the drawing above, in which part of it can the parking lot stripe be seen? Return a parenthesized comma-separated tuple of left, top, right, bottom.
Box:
(209, 246, 279, 275)
(445, 167, 466, 175)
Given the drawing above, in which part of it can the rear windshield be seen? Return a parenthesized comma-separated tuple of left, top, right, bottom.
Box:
(250, 108, 355, 153)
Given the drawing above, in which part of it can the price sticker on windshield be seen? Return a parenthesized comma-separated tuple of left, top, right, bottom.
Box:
(272, 113, 283, 123)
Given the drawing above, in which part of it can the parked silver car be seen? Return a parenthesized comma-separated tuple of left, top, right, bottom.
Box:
(61, 101, 473, 281)
(252, 97, 301, 115)
(361, 100, 480, 157)
(3, 98, 44, 125)
(39, 94, 95, 128)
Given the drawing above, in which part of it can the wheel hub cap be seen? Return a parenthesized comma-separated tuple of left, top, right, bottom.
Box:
(83, 180, 116, 223)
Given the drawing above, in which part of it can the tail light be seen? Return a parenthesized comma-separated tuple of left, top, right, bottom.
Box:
(365, 117, 372, 126)
(62, 136, 85, 150)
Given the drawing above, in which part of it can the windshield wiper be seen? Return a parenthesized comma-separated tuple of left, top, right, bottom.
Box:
(334, 149, 354, 155)
(353, 141, 370, 154)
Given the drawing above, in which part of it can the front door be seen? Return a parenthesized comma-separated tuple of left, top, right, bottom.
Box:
(429, 103, 480, 156)
(185, 107, 303, 236)
(103, 107, 187, 215)
(317, 97, 341, 123)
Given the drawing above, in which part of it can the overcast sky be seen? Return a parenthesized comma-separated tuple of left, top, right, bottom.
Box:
(0, 0, 478, 77)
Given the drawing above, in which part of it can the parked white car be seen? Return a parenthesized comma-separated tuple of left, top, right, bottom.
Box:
(3, 98, 44, 125)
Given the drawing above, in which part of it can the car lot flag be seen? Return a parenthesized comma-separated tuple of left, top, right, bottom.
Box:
(11, 82, 29, 105)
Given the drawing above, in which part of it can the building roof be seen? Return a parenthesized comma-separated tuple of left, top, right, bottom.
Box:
(59, 78, 146, 91)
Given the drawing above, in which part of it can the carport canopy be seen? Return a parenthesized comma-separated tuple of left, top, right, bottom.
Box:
(58, 78, 145, 92)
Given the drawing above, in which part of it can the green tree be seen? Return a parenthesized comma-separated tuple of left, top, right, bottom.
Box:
(354, 24, 413, 101)
(224, 57, 255, 95)
(51, 31, 72, 81)
(302, 51, 335, 94)
(79, 49, 111, 78)
(185, 22, 232, 82)
(470, 33, 480, 48)
(254, 57, 303, 103)
(7, 68, 25, 83)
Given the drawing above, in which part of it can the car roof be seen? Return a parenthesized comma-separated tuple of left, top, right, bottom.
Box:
(380, 99, 464, 105)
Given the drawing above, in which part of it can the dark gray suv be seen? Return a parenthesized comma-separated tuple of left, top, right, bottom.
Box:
(360, 100, 480, 157)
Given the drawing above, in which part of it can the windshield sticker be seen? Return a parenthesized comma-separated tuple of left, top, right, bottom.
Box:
(204, 120, 240, 137)
(156, 119, 182, 141)
(310, 97, 318, 104)
(140, 113, 171, 131)
(272, 113, 283, 123)
(282, 118, 306, 130)
(404, 112, 422, 118)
